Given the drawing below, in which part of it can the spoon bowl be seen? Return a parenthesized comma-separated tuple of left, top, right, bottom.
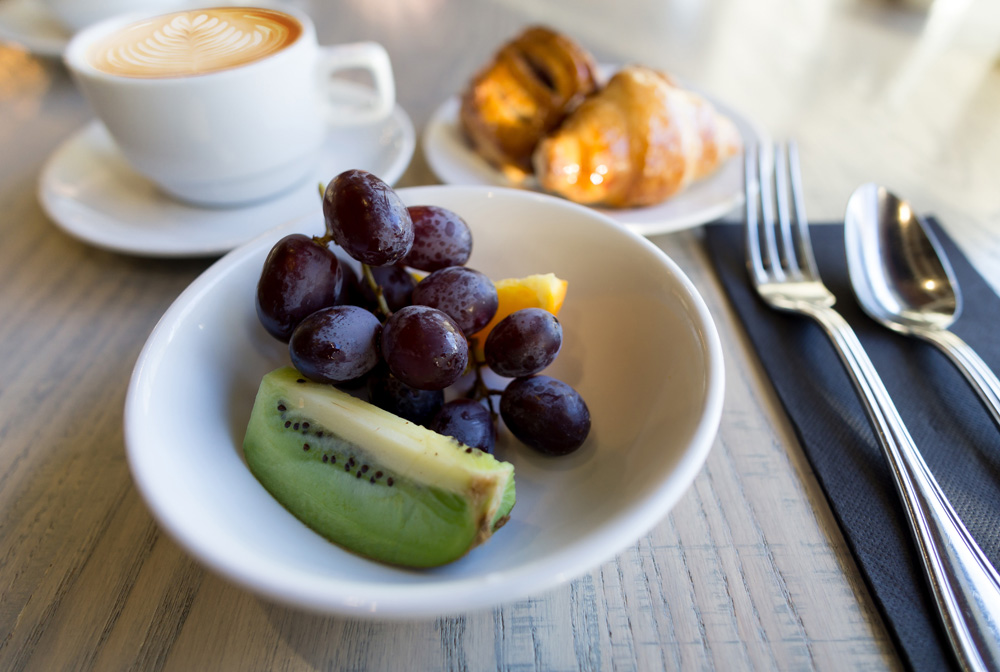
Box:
(844, 183, 960, 332)
(845, 182, 1000, 429)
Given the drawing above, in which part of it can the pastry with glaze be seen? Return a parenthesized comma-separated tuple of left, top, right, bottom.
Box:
(532, 65, 742, 208)
(459, 26, 599, 178)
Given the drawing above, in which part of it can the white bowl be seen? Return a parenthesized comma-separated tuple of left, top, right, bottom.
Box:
(124, 185, 724, 619)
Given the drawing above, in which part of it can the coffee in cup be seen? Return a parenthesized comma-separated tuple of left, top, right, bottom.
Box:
(64, 6, 396, 206)
(86, 7, 301, 78)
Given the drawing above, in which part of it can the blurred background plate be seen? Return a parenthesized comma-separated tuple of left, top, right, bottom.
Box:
(0, 0, 69, 56)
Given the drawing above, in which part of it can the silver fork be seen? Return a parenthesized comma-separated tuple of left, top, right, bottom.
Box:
(745, 142, 1000, 672)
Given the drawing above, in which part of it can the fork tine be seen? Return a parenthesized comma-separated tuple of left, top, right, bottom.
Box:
(757, 144, 785, 281)
(773, 144, 801, 277)
(786, 141, 821, 280)
(744, 144, 768, 286)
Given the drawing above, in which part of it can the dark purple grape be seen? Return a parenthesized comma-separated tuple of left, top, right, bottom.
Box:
(366, 367, 444, 425)
(484, 308, 562, 377)
(256, 233, 344, 342)
(289, 306, 381, 384)
(402, 205, 473, 272)
(500, 375, 590, 455)
(381, 305, 469, 390)
(358, 264, 417, 312)
(411, 266, 498, 336)
(429, 399, 495, 453)
(323, 170, 413, 266)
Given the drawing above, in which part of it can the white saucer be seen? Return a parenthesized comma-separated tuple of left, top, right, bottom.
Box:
(423, 81, 768, 237)
(39, 90, 415, 258)
(0, 0, 69, 57)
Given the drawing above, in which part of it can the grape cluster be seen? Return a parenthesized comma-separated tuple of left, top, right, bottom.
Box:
(255, 169, 590, 456)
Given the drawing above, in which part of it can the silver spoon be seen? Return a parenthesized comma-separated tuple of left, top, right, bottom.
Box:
(845, 182, 1000, 429)
(846, 184, 1000, 671)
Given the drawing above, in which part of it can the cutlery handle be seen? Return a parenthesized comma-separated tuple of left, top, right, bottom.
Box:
(807, 304, 1000, 672)
(917, 327, 1000, 431)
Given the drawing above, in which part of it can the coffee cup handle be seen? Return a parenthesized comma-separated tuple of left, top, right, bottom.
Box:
(316, 41, 395, 125)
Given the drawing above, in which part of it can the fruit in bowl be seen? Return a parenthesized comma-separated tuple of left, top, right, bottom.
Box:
(244, 170, 592, 568)
(243, 367, 516, 568)
(123, 183, 723, 617)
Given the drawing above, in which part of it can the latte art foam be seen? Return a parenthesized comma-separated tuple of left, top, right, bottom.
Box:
(88, 8, 301, 78)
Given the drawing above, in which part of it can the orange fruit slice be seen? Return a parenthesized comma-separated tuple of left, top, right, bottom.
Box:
(470, 273, 568, 358)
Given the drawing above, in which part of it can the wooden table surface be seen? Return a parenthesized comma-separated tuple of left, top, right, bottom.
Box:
(2, 0, 999, 669)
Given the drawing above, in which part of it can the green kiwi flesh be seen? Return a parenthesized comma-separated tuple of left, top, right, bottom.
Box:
(243, 367, 516, 568)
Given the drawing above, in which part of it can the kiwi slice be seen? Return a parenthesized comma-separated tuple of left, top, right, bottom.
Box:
(243, 367, 516, 568)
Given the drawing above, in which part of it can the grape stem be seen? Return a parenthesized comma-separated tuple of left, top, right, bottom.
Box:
(467, 338, 499, 422)
(312, 184, 339, 246)
(313, 182, 392, 321)
(361, 263, 392, 319)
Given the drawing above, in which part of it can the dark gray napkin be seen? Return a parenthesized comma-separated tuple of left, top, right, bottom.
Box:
(704, 219, 1000, 672)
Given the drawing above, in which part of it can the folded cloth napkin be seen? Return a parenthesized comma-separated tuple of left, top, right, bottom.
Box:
(704, 219, 1000, 672)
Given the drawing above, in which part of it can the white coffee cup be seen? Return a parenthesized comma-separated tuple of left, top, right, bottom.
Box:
(64, 6, 396, 206)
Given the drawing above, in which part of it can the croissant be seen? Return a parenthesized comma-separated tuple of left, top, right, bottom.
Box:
(532, 65, 742, 208)
(460, 26, 599, 177)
